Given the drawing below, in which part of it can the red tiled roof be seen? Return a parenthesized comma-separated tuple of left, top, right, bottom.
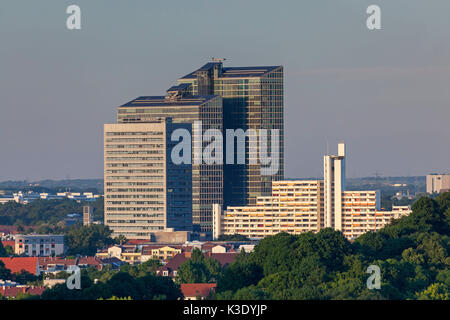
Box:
(180, 283, 216, 298)
(1, 240, 15, 248)
(209, 253, 238, 267)
(157, 253, 188, 276)
(157, 252, 238, 277)
(0, 286, 45, 298)
(0, 257, 39, 275)
(38, 256, 102, 270)
(38, 257, 76, 268)
(0, 225, 17, 235)
(126, 239, 150, 245)
(0, 225, 35, 235)
(78, 256, 102, 269)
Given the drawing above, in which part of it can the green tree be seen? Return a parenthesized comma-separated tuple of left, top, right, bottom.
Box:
(0, 241, 7, 257)
(0, 260, 12, 280)
(416, 283, 450, 300)
(65, 224, 114, 256)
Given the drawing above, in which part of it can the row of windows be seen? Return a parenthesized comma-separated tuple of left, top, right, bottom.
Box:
(105, 176, 164, 180)
(105, 144, 164, 149)
(106, 182, 163, 187)
(106, 188, 164, 193)
(106, 201, 164, 205)
(106, 157, 164, 161)
(106, 169, 164, 174)
(106, 207, 164, 212)
(105, 132, 163, 136)
(106, 163, 163, 168)
(106, 151, 163, 155)
(106, 194, 164, 199)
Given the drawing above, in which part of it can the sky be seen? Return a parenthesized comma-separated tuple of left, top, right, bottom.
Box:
(0, 0, 449, 181)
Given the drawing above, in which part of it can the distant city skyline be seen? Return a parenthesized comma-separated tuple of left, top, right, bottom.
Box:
(1, 0, 450, 181)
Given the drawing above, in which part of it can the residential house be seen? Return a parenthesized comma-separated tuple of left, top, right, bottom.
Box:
(0, 257, 40, 276)
(180, 283, 216, 300)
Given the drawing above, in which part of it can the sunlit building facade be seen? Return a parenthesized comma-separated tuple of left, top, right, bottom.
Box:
(218, 143, 413, 240)
(104, 118, 192, 239)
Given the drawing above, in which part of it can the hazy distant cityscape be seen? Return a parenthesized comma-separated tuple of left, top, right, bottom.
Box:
(1, 1, 449, 305)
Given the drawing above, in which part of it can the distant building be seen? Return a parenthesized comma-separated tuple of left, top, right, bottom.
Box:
(178, 62, 284, 212)
(104, 118, 193, 240)
(0, 191, 101, 205)
(83, 205, 94, 226)
(427, 174, 450, 194)
(157, 252, 238, 279)
(180, 283, 216, 300)
(0, 286, 45, 299)
(115, 61, 285, 236)
(14, 234, 64, 257)
(219, 143, 413, 241)
(38, 256, 103, 274)
(220, 180, 323, 239)
(64, 213, 82, 226)
(0, 257, 40, 276)
(95, 245, 142, 265)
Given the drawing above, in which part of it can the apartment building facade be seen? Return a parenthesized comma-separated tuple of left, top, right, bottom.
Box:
(104, 118, 192, 239)
(15, 235, 64, 257)
(218, 143, 413, 240)
(219, 180, 323, 239)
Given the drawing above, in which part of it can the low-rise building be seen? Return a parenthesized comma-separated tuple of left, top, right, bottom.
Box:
(180, 283, 216, 300)
(157, 252, 238, 279)
(0, 286, 45, 299)
(38, 256, 105, 274)
(141, 245, 182, 261)
(0, 257, 40, 276)
(15, 234, 64, 257)
(95, 245, 142, 264)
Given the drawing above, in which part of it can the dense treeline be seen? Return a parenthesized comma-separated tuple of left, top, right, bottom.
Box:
(213, 192, 450, 300)
(39, 260, 182, 300)
(0, 197, 104, 227)
(10, 193, 450, 300)
(170, 193, 449, 300)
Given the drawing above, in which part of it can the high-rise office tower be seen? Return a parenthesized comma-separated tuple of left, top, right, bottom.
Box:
(116, 87, 222, 234)
(324, 142, 346, 230)
(104, 118, 192, 239)
(177, 61, 284, 208)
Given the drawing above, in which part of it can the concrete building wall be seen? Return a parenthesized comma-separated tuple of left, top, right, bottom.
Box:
(427, 174, 450, 194)
(223, 180, 323, 239)
(15, 235, 64, 257)
(104, 121, 168, 239)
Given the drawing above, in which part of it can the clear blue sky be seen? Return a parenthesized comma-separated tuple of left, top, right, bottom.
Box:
(0, 0, 449, 181)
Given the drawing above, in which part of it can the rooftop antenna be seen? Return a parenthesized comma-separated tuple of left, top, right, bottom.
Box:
(211, 57, 226, 63)
(326, 139, 329, 155)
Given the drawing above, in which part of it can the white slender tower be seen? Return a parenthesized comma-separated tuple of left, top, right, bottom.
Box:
(323, 142, 346, 230)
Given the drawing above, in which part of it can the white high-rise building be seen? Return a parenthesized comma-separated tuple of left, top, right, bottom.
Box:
(219, 142, 412, 240)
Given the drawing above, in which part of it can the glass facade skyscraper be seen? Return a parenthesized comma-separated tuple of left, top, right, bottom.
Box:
(108, 61, 284, 237)
(178, 62, 284, 208)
